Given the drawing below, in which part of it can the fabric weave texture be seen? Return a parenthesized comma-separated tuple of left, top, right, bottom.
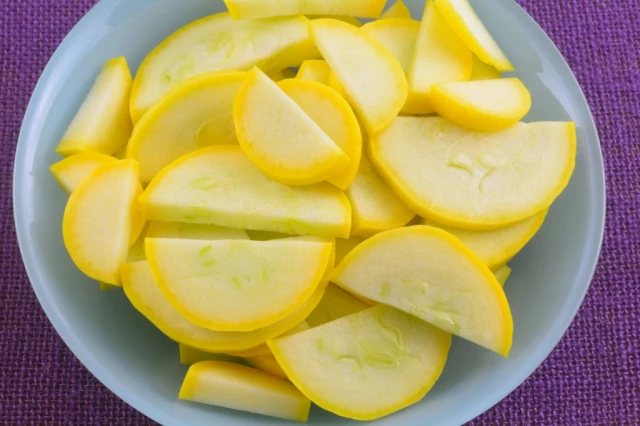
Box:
(0, 0, 638, 424)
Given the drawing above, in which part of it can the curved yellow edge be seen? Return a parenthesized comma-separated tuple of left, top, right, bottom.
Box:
(277, 78, 363, 190)
(145, 238, 334, 332)
(330, 226, 513, 356)
(127, 70, 247, 181)
(434, 0, 514, 72)
(310, 19, 409, 135)
(268, 309, 453, 420)
(421, 209, 548, 269)
(430, 78, 532, 131)
(380, 0, 412, 20)
(62, 159, 139, 285)
(121, 261, 329, 353)
(369, 122, 577, 231)
(139, 145, 353, 239)
(233, 67, 350, 186)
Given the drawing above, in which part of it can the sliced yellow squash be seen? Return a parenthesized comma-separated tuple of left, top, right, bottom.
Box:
(421, 209, 547, 268)
(179, 344, 243, 366)
(224, 0, 386, 19)
(146, 222, 249, 241)
(370, 116, 576, 229)
(305, 283, 369, 327)
(269, 304, 452, 420)
(296, 59, 331, 84)
(435, 0, 514, 72)
(50, 153, 117, 193)
(146, 237, 333, 331)
(470, 54, 500, 80)
(381, 1, 412, 19)
(127, 71, 245, 183)
(431, 78, 531, 131)
(56, 57, 133, 156)
(347, 156, 415, 237)
(180, 361, 310, 422)
(140, 146, 352, 238)
(278, 78, 362, 190)
(121, 261, 328, 353)
(330, 226, 513, 355)
(130, 13, 318, 123)
(311, 19, 408, 134)
(51, 154, 144, 247)
(493, 265, 512, 287)
(63, 160, 139, 285)
(407, 1, 472, 114)
(234, 67, 349, 186)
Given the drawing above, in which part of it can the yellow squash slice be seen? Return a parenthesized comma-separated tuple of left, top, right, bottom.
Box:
(140, 146, 352, 238)
(381, 1, 412, 19)
(179, 344, 243, 366)
(278, 78, 362, 190)
(330, 226, 513, 355)
(224, 0, 386, 20)
(50, 153, 116, 193)
(430, 78, 531, 131)
(121, 261, 328, 353)
(56, 57, 132, 156)
(311, 19, 408, 134)
(234, 67, 350, 186)
(435, 0, 514, 72)
(127, 71, 246, 183)
(130, 13, 318, 122)
(63, 160, 139, 285)
(421, 209, 547, 268)
(296, 60, 331, 84)
(180, 361, 310, 422)
(146, 237, 333, 331)
(347, 156, 415, 237)
(407, 2, 472, 114)
(305, 283, 370, 327)
(470, 54, 500, 80)
(146, 222, 249, 241)
(370, 116, 576, 229)
(269, 305, 452, 420)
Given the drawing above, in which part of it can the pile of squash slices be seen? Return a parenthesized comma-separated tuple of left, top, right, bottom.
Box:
(50, 0, 576, 422)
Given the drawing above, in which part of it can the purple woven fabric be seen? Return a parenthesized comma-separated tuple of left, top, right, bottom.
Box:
(1, 0, 638, 424)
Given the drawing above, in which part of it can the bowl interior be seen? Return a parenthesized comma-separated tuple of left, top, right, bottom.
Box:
(13, 0, 605, 425)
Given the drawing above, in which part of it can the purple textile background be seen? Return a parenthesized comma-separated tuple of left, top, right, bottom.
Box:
(1, 0, 639, 424)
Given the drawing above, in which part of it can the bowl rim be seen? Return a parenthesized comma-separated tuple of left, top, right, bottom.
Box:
(12, 0, 606, 425)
